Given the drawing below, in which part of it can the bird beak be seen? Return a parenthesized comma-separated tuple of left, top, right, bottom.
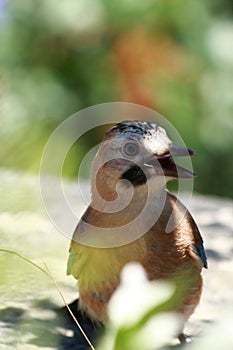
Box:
(169, 144, 196, 157)
(145, 144, 196, 179)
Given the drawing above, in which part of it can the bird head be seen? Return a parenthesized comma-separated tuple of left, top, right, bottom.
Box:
(91, 120, 195, 200)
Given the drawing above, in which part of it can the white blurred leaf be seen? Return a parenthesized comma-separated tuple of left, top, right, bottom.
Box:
(108, 263, 175, 328)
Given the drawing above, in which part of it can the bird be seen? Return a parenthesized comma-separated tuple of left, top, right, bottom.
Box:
(67, 120, 207, 344)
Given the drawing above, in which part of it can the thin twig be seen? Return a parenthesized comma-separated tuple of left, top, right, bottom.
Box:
(43, 260, 96, 350)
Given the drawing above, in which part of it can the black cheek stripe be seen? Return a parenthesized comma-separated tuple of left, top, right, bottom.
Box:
(121, 165, 147, 186)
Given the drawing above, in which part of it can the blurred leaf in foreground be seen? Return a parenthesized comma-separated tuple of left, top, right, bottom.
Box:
(98, 263, 182, 350)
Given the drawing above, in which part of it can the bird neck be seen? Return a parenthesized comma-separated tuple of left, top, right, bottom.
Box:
(90, 166, 167, 215)
(91, 166, 119, 203)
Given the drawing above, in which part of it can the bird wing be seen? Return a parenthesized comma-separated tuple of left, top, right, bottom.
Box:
(66, 207, 92, 279)
(187, 213, 208, 269)
(66, 239, 82, 279)
(187, 211, 208, 269)
(167, 192, 208, 269)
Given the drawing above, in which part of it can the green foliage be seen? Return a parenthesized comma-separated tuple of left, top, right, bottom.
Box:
(95, 261, 233, 350)
(98, 263, 233, 350)
(0, 0, 232, 196)
(98, 263, 181, 350)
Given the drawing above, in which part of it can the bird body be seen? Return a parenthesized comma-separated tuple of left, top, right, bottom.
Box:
(67, 120, 207, 335)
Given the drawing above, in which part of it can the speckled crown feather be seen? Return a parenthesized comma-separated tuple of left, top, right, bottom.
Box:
(104, 121, 172, 157)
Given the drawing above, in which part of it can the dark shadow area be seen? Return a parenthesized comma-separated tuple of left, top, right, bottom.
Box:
(56, 299, 104, 350)
(0, 306, 25, 323)
(0, 299, 103, 349)
(205, 249, 226, 261)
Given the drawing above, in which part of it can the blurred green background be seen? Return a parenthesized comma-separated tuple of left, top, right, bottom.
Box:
(0, 0, 233, 197)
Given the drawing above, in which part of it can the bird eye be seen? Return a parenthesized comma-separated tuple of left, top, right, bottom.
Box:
(123, 142, 139, 157)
